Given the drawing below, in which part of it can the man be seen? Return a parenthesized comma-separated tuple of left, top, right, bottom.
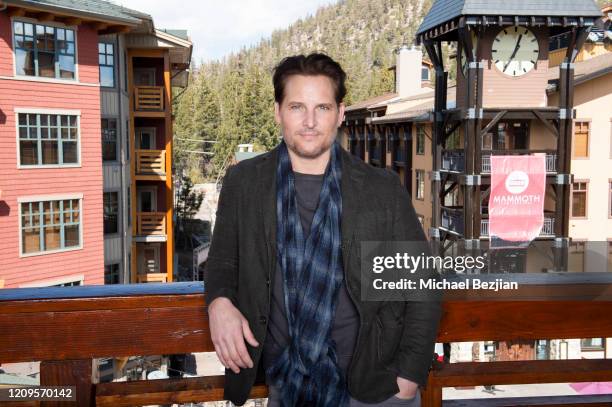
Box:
(205, 53, 441, 406)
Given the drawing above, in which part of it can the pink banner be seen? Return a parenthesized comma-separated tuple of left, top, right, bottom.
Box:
(489, 154, 546, 245)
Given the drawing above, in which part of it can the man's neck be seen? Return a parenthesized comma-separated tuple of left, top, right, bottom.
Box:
(287, 149, 331, 175)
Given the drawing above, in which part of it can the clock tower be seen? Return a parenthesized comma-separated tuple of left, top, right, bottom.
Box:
(415, 0, 602, 271)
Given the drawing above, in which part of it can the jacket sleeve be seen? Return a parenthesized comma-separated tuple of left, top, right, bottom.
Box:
(389, 176, 442, 386)
(203, 165, 240, 307)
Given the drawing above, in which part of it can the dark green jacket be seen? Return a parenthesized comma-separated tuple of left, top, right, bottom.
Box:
(204, 145, 441, 405)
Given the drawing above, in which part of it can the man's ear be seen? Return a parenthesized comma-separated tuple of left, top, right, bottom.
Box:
(337, 102, 346, 127)
(274, 102, 281, 125)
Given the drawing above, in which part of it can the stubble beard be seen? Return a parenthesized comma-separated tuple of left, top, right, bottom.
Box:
(283, 130, 336, 160)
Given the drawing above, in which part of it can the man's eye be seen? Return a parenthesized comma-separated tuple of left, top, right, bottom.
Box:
(319, 105, 330, 111)
(290, 105, 302, 111)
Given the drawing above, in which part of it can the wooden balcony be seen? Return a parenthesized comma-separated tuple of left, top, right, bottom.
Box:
(136, 212, 166, 241)
(0, 280, 611, 406)
(134, 86, 164, 116)
(135, 149, 166, 180)
(441, 149, 557, 174)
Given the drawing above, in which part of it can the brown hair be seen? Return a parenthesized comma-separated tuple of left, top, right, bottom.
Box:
(272, 53, 347, 105)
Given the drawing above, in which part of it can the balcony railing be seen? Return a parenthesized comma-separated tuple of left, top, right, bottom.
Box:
(481, 216, 555, 238)
(1, 281, 611, 406)
(440, 206, 464, 235)
(136, 149, 166, 175)
(137, 212, 166, 236)
(441, 149, 465, 172)
(393, 148, 408, 164)
(134, 86, 164, 111)
(440, 150, 557, 174)
(482, 150, 557, 174)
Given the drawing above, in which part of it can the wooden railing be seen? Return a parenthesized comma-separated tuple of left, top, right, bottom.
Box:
(0, 279, 611, 406)
(134, 86, 164, 111)
(135, 149, 166, 175)
(136, 212, 166, 236)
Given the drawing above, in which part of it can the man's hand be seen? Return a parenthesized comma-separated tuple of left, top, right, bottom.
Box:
(395, 376, 418, 399)
(208, 297, 259, 374)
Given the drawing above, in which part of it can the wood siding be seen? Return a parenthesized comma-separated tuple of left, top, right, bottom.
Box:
(0, 11, 104, 288)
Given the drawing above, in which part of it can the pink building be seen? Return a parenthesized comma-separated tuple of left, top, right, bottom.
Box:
(0, 2, 140, 288)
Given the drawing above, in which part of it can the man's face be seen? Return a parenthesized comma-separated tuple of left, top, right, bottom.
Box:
(275, 74, 345, 160)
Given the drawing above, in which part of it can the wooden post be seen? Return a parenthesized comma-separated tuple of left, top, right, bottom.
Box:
(40, 359, 94, 407)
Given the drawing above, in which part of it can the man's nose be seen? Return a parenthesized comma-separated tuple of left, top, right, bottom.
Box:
(303, 108, 316, 129)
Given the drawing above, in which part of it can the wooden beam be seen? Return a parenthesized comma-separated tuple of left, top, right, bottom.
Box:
(431, 359, 612, 387)
(62, 17, 83, 26)
(90, 22, 108, 31)
(8, 7, 26, 17)
(40, 359, 94, 406)
(96, 376, 269, 407)
(36, 12, 55, 22)
(100, 25, 131, 35)
(480, 110, 506, 138)
(533, 109, 559, 138)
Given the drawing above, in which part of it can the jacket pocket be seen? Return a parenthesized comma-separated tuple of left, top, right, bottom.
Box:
(375, 312, 404, 364)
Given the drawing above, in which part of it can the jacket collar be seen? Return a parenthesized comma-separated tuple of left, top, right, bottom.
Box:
(256, 142, 365, 253)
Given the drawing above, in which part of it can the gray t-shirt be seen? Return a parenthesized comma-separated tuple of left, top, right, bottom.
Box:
(262, 172, 360, 383)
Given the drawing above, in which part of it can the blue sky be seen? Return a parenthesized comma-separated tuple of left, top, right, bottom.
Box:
(120, 0, 339, 65)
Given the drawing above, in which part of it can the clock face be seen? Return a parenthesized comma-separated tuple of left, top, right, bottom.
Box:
(492, 26, 539, 77)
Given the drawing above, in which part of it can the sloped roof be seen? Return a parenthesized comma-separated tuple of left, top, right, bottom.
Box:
(417, 0, 603, 35)
(547, 52, 612, 92)
(5, 0, 145, 24)
(371, 86, 457, 124)
(345, 92, 397, 113)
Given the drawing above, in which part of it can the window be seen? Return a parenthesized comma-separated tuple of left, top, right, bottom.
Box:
(581, 338, 605, 351)
(573, 121, 589, 158)
(20, 198, 80, 255)
(105, 263, 120, 284)
(102, 118, 118, 161)
(569, 240, 586, 273)
(103, 192, 119, 235)
(416, 126, 425, 155)
(52, 280, 81, 287)
(99, 43, 115, 87)
(609, 180, 612, 218)
(18, 112, 78, 166)
(13, 21, 75, 79)
(421, 66, 430, 81)
(571, 181, 588, 218)
(415, 170, 425, 200)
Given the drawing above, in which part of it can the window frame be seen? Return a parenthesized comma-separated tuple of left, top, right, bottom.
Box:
(104, 263, 121, 284)
(18, 194, 83, 257)
(15, 108, 81, 168)
(416, 125, 426, 155)
(98, 42, 115, 88)
(11, 18, 78, 82)
(572, 119, 591, 159)
(580, 338, 605, 352)
(415, 169, 425, 200)
(570, 179, 588, 219)
(103, 190, 120, 236)
(102, 117, 119, 162)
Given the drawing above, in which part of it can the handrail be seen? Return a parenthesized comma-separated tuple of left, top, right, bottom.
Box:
(135, 149, 166, 175)
(136, 212, 166, 235)
(134, 86, 164, 111)
(1, 281, 611, 406)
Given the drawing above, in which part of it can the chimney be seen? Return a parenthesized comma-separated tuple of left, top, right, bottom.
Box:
(396, 44, 423, 98)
